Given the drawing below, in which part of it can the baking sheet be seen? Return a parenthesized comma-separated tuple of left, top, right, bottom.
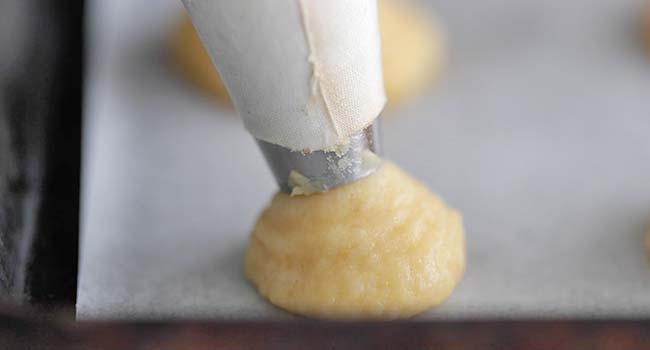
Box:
(78, 0, 650, 319)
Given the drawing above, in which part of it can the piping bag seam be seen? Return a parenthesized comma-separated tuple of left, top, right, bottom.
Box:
(298, 0, 342, 141)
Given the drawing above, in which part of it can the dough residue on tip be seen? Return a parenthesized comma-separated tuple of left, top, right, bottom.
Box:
(361, 149, 382, 171)
(288, 170, 318, 196)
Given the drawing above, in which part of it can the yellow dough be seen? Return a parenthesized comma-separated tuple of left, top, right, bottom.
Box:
(379, 0, 445, 105)
(170, 14, 231, 104)
(171, 0, 445, 106)
(245, 162, 465, 319)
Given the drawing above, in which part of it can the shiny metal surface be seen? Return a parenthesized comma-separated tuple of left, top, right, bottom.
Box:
(257, 120, 382, 194)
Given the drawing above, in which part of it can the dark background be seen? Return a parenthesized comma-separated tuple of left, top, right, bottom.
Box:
(0, 0, 83, 307)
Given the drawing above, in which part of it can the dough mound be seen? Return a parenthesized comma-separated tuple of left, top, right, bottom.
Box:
(245, 162, 465, 319)
(171, 0, 445, 106)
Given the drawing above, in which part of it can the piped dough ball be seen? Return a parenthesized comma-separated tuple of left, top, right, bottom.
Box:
(245, 162, 465, 320)
(171, 0, 445, 106)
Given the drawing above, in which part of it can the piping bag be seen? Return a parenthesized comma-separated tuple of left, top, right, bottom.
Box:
(181, 0, 386, 194)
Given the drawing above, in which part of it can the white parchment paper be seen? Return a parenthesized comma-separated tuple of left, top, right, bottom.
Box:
(79, 0, 650, 320)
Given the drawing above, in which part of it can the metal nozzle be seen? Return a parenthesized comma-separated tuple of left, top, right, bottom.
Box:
(257, 120, 382, 194)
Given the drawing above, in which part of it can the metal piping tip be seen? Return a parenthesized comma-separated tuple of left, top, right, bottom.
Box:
(257, 120, 382, 194)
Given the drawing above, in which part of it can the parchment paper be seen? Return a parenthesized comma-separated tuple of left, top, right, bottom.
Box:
(79, 0, 650, 319)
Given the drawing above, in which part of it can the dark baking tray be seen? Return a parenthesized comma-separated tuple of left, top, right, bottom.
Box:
(0, 0, 82, 306)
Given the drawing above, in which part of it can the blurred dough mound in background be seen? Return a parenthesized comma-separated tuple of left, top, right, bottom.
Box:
(379, 0, 445, 105)
(244, 162, 465, 320)
(170, 0, 445, 107)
